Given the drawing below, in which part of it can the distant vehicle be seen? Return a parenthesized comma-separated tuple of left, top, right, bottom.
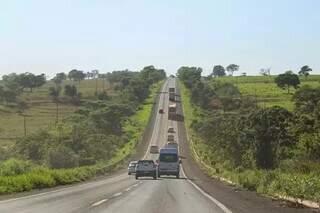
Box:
(168, 103, 176, 120)
(169, 92, 175, 101)
(166, 142, 178, 149)
(169, 87, 175, 93)
(135, 160, 157, 180)
(128, 161, 138, 175)
(167, 126, 175, 133)
(159, 109, 164, 114)
(167, 134, 174, 142)
(150, 145, 159, 154)
(158, 148, 180, 178)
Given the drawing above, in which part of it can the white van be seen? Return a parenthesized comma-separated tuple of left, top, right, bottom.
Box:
(157, 148, 180, 178)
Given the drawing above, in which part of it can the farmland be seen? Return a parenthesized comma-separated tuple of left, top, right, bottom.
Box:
(0, 79, 111, 146)
(218, 75, 320, 110)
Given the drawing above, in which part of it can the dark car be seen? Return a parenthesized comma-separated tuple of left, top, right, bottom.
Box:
(135, 160, 157, 180)
(159, 109, 164, 114)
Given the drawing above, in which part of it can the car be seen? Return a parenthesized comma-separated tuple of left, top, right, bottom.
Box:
(158, 148, 181, 178)
(159, 109, 164, 114)
(166, 142, 178, 149)
(135, 160, 157, 180)
(167, 127, 175, 133)
(127, 161, 138, 175)
(150, 145, 159, 154)
(167, 134, 174, 142)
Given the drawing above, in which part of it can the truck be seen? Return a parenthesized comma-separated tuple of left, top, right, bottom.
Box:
(169, 92, 175, 101)
(157, 148, 180, 178)
(168, 103, 176, 120)
(169, 87, 175, 101)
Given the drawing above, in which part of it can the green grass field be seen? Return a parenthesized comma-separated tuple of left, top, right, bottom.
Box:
(0, 79, 111, 145)
(217, 75, 320, 110)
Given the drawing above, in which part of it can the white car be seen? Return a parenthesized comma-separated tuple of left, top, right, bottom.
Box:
(128, 161, 138, 175)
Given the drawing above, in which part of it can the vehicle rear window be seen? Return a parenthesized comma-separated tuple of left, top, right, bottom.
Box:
(159, 154, 178, 162)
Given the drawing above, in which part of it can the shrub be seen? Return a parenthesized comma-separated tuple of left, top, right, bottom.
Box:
(0, 158, 33, 176)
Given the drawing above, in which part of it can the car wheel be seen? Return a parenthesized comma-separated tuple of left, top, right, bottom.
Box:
(176, 173, 179, 179)
(135, 175, 138, 180)
(153, 175, 157, 180)
(128, 172, 131, 175)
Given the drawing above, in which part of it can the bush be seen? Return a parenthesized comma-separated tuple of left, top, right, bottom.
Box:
(237, 170, 262, 190)
(0, 158, 33, 176)
(47, 146, 80, 169)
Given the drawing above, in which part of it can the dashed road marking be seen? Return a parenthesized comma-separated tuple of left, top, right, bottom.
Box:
(112, 192, 122, 197)
(91, 199, 108, 207)
(125, 187, 132, 192)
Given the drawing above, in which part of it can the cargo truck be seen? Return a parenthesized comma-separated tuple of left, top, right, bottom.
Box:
(168, 103, 176, 120)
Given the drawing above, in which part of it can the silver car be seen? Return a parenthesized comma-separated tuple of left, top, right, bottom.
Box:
(128, 161, 138, 175)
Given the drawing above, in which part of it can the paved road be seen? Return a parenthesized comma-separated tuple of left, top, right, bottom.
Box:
(0, 78, 227, 213)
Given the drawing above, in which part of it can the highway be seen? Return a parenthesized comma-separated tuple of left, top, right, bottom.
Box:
(0, 78, 228, 213)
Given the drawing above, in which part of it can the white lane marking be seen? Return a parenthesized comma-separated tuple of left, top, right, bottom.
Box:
(132, 183, 139, 187)
(112, 192, 122, 197)
(181, 167, 232, 213)
(91, 199, 108, 207)
(124, 187, 132, 192)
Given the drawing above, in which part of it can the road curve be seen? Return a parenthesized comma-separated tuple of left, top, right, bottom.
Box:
(0, 78, 227, 213)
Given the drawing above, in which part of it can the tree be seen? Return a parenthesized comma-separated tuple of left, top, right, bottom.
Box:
(211, 65, 226, 77)
(49, 86, 61, 123)
(275, 71, 300, 94)
(53, 73, 66, 85)
(64, 85, 81, 105)
(17, 73, 46, 92)
(177, 66, 202, 89)
(298, 65, 312, 78)
(260, 68, 271, 76)
(226, 64, 239, 76)
(68, 69, 85, 84)
(248, 107, 295, 169)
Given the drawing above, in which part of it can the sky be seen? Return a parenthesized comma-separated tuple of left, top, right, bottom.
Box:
(0, 0, 319, 78)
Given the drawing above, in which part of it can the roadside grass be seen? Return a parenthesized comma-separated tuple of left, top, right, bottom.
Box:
(179, 82, 320, 207)
(0, 79, 112, 146)
(0, 81, 163, 195)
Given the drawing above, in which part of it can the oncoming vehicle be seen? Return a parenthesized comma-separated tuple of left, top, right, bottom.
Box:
(167, 126, 175, 133)
(127, 161, 138, 175)
(150, 145, 159, 154)
(157, 148, 180, 178)
(135, 160, 157, 180)
(159, 109, 164, 114)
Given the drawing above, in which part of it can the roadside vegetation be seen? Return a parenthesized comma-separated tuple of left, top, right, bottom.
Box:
(0, 66, 165, 194)
(178, 65, 320, 207)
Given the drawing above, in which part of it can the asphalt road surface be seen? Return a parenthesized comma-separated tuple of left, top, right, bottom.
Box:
(0, 78, 314, 213)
